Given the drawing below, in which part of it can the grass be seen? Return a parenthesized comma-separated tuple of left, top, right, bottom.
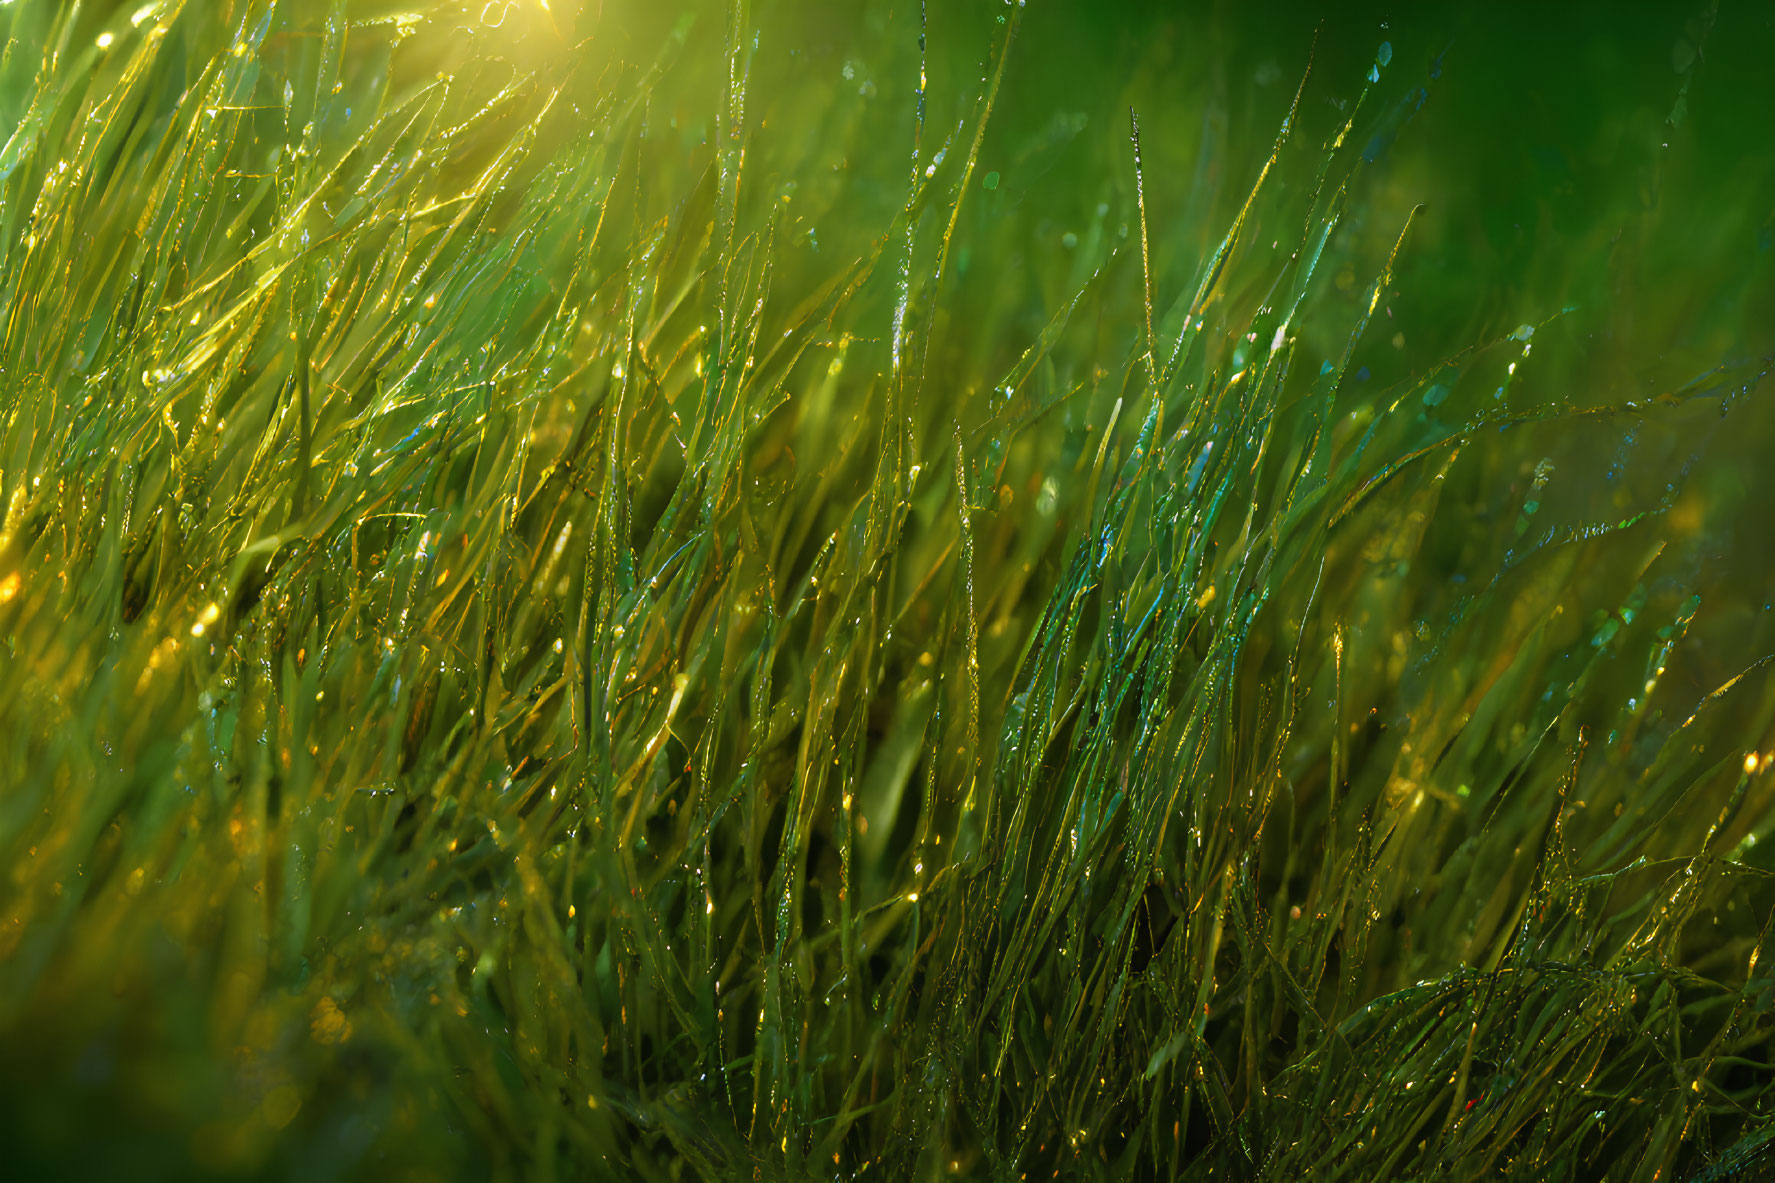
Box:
(3, 0, 1775, 1179)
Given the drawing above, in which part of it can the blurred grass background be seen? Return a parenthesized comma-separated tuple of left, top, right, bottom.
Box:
(3, 0, 1775, 1179)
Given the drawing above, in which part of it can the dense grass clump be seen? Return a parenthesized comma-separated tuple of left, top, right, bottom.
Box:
(4, 1, 1775, 1179)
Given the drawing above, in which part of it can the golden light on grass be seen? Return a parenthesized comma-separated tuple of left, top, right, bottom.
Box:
(1, 1, 1771, 1179)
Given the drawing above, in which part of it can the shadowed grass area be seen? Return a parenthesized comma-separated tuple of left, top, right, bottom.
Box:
(3, 1, 1775, 1179)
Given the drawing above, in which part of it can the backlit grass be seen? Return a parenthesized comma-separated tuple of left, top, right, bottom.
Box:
(3, 1, 1775, 1179)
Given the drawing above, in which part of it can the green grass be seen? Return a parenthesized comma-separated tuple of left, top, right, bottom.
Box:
(4, 1, 1775, 1179)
